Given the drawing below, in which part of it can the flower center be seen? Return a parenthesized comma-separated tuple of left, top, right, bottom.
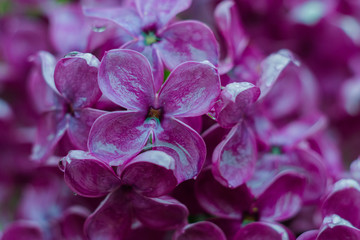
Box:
(270, 146, 283, 155)
(66, 103, 75, 116)
(147, 107, 162, 120)
(142, 31, 159, 46)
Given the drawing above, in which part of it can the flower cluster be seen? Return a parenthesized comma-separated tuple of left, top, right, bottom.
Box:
(0, 0, 360, 239)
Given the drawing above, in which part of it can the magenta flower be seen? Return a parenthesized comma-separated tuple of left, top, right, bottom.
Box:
(84, 0, 219, 90)
(89, 49, 220, 182)
(61, 150, 188, 239)
(174, 221, 226, 240)
(29, 51, 105, 162)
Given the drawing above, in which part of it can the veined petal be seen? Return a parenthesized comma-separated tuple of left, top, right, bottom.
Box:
(215, 82, 260, 128)
(68, 108, 105, 150)
(234, 222, 295, 240)
(122, 42, 164, 92)
(83, 7, 142, 37)
(195, 169, 252, 219)
(212, 121, 257, 188)
(54, 52, 101, 109)
(153, 117, 206, 182)
(158, 61, 220, 117)
(88, 111, 153, 165)
(98, 49, 155, 110)
(174, 221, 227, 240)
(63, 150, 121, 198)
(322, 179, 360, 228)
(318, 215, 360, 240)
(133, 193, 188, 230)
(257, 171, 306, 222)
(135, 0, 192, 28)
(120, 150, 178, 198)
(84, 188, 132, 240)
(31, 111, 68, 162)
(157, 20, 219, 70)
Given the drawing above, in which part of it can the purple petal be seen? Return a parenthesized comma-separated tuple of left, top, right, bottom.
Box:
(120, 150, 178, 197)
(67, 108, 105, 150)
(176, 116, 203, 134)
(132, 193, 188, 230)
(59, 206, 90, 240)
(48, 4, 91, 54)
(257, 171, 306, 221)
(153, 117, 206, 182)
(317, 215, 360, 240)
(234, 222, 295, 240)
(297, 230, 319, 240)
(215, 0, 248, 67)
(135, 0, 192, 28)
(174, 222, 227, 240)
(63, 150, 121, 197)
(122, 42, 164, 92)
(84, 7, 141, 37)
(31, 111, 68, 162)
(88, 111, 153, 165)
(84, 188, 132, 240)
(322, 179, 360, 228)
(215, 82, 260, 128)
(98, 49, 155, 110)
(1, 221, 44, 240)
(157, 20, 219, 69)
(195, 169, 253, 219)
(212, 121, 257, 188)
(158, 61, 220, 117)
(35, 51, 59, 95)
(258, 49, 300, 100)
(54, 52, 101, 109)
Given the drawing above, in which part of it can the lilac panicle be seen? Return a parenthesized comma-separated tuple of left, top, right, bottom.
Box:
(89, 49, 221, 182)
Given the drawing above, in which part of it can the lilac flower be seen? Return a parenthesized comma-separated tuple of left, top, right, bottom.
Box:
(84, 0, 219, 90)
(89, 49, 220, 182)
(29, 51, 104, 162)
(61, 150, 188, 239)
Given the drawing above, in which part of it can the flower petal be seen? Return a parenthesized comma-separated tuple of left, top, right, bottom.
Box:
(157, 20, 219, 70)
(322, 179, 360, 228)
(195, 169, 252, 219)
(63, 150, 121, 197)
(59, 206, 90, 240)
(212, 121, 257, 188)
(83, 7, 142, 37)
(174, 222, 227, 240)
(215, 0, 248, 67)
(88, 111, 153, 165)
(122, 42, 164, 92)
(31, 111, 68, 162)
(133, 193, 188, 230)
(120, 150, 178, 198)
(234, 222, 295, 240)
(297, 230, 319, 240)
(215, 82, 260, 128)
(98, 49, 155, 110)
(257, 171, 306, 221)
(1, 221, 44, 240)
(67, 108, 105, 150)
(84, 188, 132, 240)
(153, 117, 206, 182)
(135, 0, 191, 28)
(257, 49, 300, 100)
(317, 215, 360, 240)
(54, 52, 101, 109)
(158, 61, 220, 117)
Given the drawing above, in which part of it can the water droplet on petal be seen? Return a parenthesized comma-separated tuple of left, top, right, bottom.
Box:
(93, 26, 106, 33)
(65, 51, 80, 57)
